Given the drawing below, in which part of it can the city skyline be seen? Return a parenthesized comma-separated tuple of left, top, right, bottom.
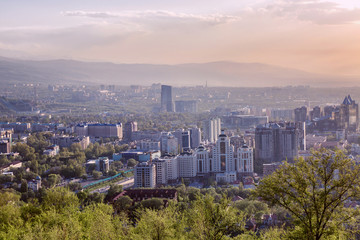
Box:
(1, 0, 360, 79)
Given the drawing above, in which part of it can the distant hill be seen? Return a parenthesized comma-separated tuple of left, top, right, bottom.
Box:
(0, 57, 358, 87)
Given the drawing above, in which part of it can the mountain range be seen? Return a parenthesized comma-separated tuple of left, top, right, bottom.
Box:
(0, 56, 358, 87)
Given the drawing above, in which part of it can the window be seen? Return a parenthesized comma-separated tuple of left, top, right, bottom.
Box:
(221, 156, 226, 171)
(220, 142, 226, 154)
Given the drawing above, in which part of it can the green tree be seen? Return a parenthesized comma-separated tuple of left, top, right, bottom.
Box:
(131, 203, 186, 240)
(42, 187, 79, 213)
(187, 195, 245, 240)
(46, 174, 61, 188)
(140, 198, 164, 210)
(113, 195, 133, 213)
(127, 158, 138, 168)
(233, 199, 269, 223)
(0, 155, 10, 167)
(255, 149, 360, 240)
(92, 170, 102, 179)
(105, 184, 123, 202)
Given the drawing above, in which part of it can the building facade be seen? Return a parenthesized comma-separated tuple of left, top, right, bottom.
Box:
(161, 85, 174, 112)
(134, 162, 156, 188)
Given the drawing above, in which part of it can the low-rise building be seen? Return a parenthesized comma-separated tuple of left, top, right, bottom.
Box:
(43, 145, 60, 156)
(85, 157, 110, 173)
(0, 161, 22, 174)
(28, 176, 41, 191)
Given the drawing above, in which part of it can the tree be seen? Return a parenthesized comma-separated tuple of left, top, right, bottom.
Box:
(113, 195, 133, 213)
(46, 174, 61, 188)
(255, 149, 360, 240)
(187, 195, 245, 240)
(140, 198, 164, 210)
(0, 155, 10, 167)
(41, 187, 79, 213)
(92, 170, 102, 180)
(130, 203, 186, 240)
(127, 158, 138, 168)
(105, 184, 123, 202)
(233, 199, 269, 224)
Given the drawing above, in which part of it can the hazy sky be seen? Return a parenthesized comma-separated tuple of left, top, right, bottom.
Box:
(1, 0, 360, 75)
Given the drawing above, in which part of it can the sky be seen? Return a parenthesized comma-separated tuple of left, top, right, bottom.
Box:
(1, 0, 360, 76)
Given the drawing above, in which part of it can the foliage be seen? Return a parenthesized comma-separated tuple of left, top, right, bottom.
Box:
(127, 158, 138, 168)
(92, 170, 102, 179)
(234, 199, 269, 223)
(255, 149, 360, 240)
(186, 195, 245, 240)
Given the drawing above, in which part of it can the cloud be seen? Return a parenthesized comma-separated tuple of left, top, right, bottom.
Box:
(262, 0, 360, 25)
(62, 10, 241, 25)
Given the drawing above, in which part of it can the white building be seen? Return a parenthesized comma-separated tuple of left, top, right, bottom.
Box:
(165, 155, 178, 182)
(152, 158, 167, 185)
(28, 176, 41, 192)
(237, 145, 254, 174)
(216, 172, 237, 183)
(160, 132, 179, 155)
(43, 145, 60, 157)
(85, 157, 110, 173)
(134, 162, 156, 188)
(177, 151, 197, 178)
(196, 145, 210, 174)
(211, 130, 235, 173)
(203, 118, 221, 143)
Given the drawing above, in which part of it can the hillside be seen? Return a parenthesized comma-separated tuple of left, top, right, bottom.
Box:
(0, 57, 358, 87)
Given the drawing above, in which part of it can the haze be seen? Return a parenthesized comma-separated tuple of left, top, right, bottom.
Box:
(1, 0, 360, 77)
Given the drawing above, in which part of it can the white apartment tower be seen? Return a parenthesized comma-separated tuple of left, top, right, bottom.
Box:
(134, 162, 156, 188)
(203, 118, 221, 143)
(152, 158, 167, 185)
(237, 145, 254, 174)
(177, 151, 197, 178)
(211, 130, 235, 172)
(196, 145, 210, 174)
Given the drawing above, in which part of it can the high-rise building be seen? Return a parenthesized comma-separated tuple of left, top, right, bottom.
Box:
(177, 151, 197, 178)
(203, 118, 221, 143)
(196, 145, 210, 174)
(0, 128, 12, 144)
(255, 122, 299, 165)
(134, 162, 156, 188)
(152, 158, 167, 186)
(323, 105, 336, 117)
(189, 127, 201, 149)
(0, 141, 10, 154)
(181, 131, 190, 151)
(294, 106, 307, 122)
(211, 130, 235, 173)
(124, 121, 138, 140)
(310, 106, 321, 121)
(160, 132, 179, 155)
(237, 145, 254, 175)
(339, 95, 359, 132)
(161, 85, 174, 112)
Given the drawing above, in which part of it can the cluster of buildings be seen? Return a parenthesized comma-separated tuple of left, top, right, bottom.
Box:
(296, 95, 359, 134)
(134, 130, 254, 188)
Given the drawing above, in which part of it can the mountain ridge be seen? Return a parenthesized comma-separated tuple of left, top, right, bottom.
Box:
(0, 57, 358, 87)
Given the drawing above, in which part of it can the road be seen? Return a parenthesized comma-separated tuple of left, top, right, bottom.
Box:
(90, 177, 134, 194)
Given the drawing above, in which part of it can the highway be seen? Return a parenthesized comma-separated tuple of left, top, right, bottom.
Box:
(90, 177, 134, 194)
